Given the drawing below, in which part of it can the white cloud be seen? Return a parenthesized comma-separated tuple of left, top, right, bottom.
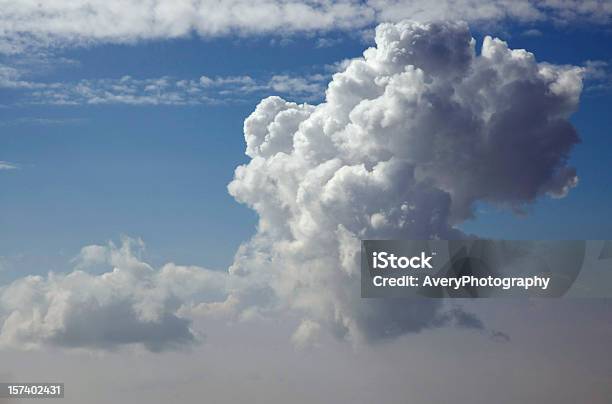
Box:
(0, 1, 611, 55)
(291, 319, 322, 349)
(0, 117, 86, 126)
(521, 28, 543, 37)
(226, 20, 583, 343)
(269, 75, 325, 95)
(0, 161, 19, 170)
(582, 60, 612, 93)
(315, 37, 344, 48)
(0, 237, 228, 351)
(0, 70, 328, 106)
(0, 64, 40, 89)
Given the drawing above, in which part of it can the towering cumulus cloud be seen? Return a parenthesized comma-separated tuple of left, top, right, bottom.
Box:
(227, 20, 582, 343)
(0, 21, 584, 351)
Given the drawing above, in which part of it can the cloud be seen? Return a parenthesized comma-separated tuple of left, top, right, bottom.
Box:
(0, 161, 19, 171)
(491, 330, 511, 342)
(582, 60, 612, 93)
(0, 117, 86, 127)
(315, 37, 344, 48)
(521, 28, 543, 37)
(291, 319, 322, 349)
(226, 20, 583, 343)
(0, 237, 228, 351)
(0, 64, 41, 89)
(0, 71, 328, 106)
(0, 20, 585, 351)
(1, 1, 611, 55)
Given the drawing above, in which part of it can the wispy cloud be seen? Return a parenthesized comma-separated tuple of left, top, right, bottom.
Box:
(315, 37, 344, 48)
(0, 117, 86, 126)
(521, 28, 543, 37)
(0, 161, 19, 170)
(0, 68, 330, 106)
(1, 1, 611, 55)
(583, 60, 612, 94)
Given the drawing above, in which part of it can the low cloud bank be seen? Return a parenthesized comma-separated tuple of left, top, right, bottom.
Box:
(0, 238, 227, 351)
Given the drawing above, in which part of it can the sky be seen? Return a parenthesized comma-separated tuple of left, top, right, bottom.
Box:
(0, 1, 611, 403)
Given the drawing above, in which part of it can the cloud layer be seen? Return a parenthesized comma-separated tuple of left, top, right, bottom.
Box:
(1, 0, 611, 54)
(0, 70, 328, 106)
(0, 20, 585, 351)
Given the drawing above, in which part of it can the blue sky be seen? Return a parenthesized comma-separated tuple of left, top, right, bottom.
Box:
(1, 21, 611, 282)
